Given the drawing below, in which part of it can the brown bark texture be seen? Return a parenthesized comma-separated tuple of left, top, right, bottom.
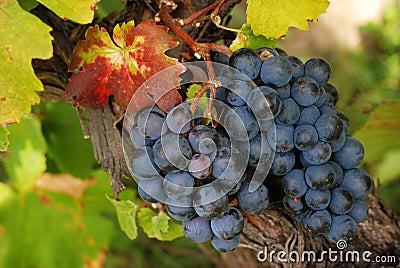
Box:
(31, 1, 400, 267)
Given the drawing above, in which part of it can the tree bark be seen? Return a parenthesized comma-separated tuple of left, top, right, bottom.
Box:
(31, 1, 400, 267)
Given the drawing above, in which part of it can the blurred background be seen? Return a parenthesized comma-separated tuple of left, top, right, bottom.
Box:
(0, 0, 399, 267)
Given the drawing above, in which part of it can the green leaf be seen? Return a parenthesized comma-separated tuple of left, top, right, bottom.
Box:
(247, 0, 329, 39)
(37, 0, 99, 24)
(375, 149, 400, 185)
(39, 102, 98, 178)
(0, 0, 52, 126)
(230, 24, 276, 51)
(354, 100, 400, 163)
(0, 182, 16, 210)
(137, 207, 183, 241)
(106, 195, 138, 240)
(17, 0, 39, 11)
(0, 127, 10, 152)
(3, 114, 47, 192)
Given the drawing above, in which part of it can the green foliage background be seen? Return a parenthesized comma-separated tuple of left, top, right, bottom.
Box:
(0, 0, 399, 267)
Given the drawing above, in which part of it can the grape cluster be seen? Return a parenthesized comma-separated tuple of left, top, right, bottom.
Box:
(127, 46, 372, 252)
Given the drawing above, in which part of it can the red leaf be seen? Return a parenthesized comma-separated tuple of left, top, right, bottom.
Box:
(66, 20, 185, 111)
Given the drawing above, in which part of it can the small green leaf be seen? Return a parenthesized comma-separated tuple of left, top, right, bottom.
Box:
(17, 0, 39, 11)
(0, 127, 10, 152)
(0, 0, 52, 126)
(230, 24, 276, 51)
(37, 0, 99, 24)
(106, 195, 138, 240)
(3, 114, 47, 192)
(247, 0, 329, 39)
(354, 100, 400, 163)
(137, 207, 183, 241)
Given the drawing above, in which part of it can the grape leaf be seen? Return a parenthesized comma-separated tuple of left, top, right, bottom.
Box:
(37, 0, 99, 24)
(0, 127, 10, 152)
(230, 24, 276, 51)
(354, 100, 400, 163)
(0, 0, 52, 126)
(106, 195, 138, 240)
(66, 20, 184, 111)
(137, 207, 183, 241)
(247, 0, 329, 39)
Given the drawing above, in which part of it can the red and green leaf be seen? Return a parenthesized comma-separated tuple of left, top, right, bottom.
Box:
(66, 20, 184, 111)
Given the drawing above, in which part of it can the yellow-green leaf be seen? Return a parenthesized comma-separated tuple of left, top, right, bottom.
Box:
(247, 0, 330, 39)
(37, 0, 99, 24)
(106, 195, 138, 240)
(0, 126, 10, 151)
(230, 24, 276, 51)
(0, 0, 52, 126)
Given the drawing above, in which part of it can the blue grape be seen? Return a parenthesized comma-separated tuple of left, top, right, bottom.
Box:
(305, 188, 331, 210)
(136, 106, 166, 141)
(294, 124, 318, 151)
(226, 79, 253, 106)
(314, 113, 344, 143)
(188, 154, 212, 179)
(305, 163, 335, 190)
(163, 171, 195, 200)
(277, 98, 300, 125)
(237, 182, 269, 214)
(211, 51, 229, 65)
(314, 85, 326, 107)
(329, 131, 347, 153)
(216, 126, 231, 147)
(347, 199, 368, 223)
(286, 55, 304, 83)
(165, 102, 195, 134)
(270, 151, 296, 176)
(211, 235, 240, 252)
(183, 216, 213, 243)
(329, 187, 354, 214)
(229, 48, 262, 80)
(332, 137, 365, 169)
(335, 110, 350, 134)
(299, 152, 311, 167)
(318, 103, 337, 115)
(194, 194, 229, 220)
(167, 204, 196, 221)
(223, 106, 259, 141)
(130, 125, 155, 147)
(341, 169, 372, 199)
(327, 215, 357, 243)
(249, 134, 273, 167)
(291, 77, 320, 106)
(138, 177, 165, 203)
(283, 196, 306, 214)
(260, 56, 292, 87)
(304, 58, 331, 85)
(212, 146, 231, 179)
(275, 83, 291, 99)
(257, 47, 279, 61)
(302, 141, 332, 165)
(188, 125, 218, 154)
(300, 209, 331, 236)
(275, 47, 288, 56)
(296, 105, 320, 126)
(328, 161, 344, 188)
(268, 124, 294, 152)
(132, 146, 160, 180)
(211, 207, 244, 240)
(322, 83, 338, 106)
(247, 86, 282, 120)
(282, 169, 308, 198)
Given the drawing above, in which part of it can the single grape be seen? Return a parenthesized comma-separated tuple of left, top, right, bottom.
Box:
(165, 102, 194, 134)
(277, 98, 300, 125)
(327, 215, 357, 243)
(305, 188, 331, 210)
(188, 154, 212, 179)
(257, 47, 279, 61)
(291, 77, 320, 106)
(314, 113, 344, 143)
(329, 187, 355, 214)
(163, 171, 195, 200)
(249, 133, 273, 167)
(226, 79, 254, 106)
(329, 131, 347, 153)
(132, 146, 160, 180)
(294, 124, 318, 151)
(341, 169, 372, 199)
(305, 163, 335, 190)
(237, 182, 269, 214)
(268, 124, 294, 152)
(260, 56, 292, 87)
(318, 103, 337, 115)
(286, 55, 304, 83)
(130, 125, 155, 147)
(211, 235, 240, 252)
(216, 126, 231, 147)
(211, 51, 229, 65)
(322, 83, 338, 106)
(332, 137, 365, 169)
(300, 209, 331, 236)
(270, 151, 296, 176)
(335, 110, 350, 134)
(302, 141, 332, 165)
(296, 105, 320, 126)
(275, 83, 291, 99)
(283, 196, 307, 214)
(314, 85, 326, 107)
(136, 106, 167, 141)
(211, 207, 244, 240)
(304, 58, 331, 84)
(194, 194, 229, 220)
(188, 125, 218, 154)
(247, 86, 282, 120)
(223, 106, 259, 141)
(282, 169, 308, 198)
(229, 48, 262, 80)
(167, 204, 196, 221)
(328, 161, 344, 188)
(138, 177, 164, 203)
(183, 216, 213, 243)
(275, 47, 288, 56)
(347, 199, 368, 223)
